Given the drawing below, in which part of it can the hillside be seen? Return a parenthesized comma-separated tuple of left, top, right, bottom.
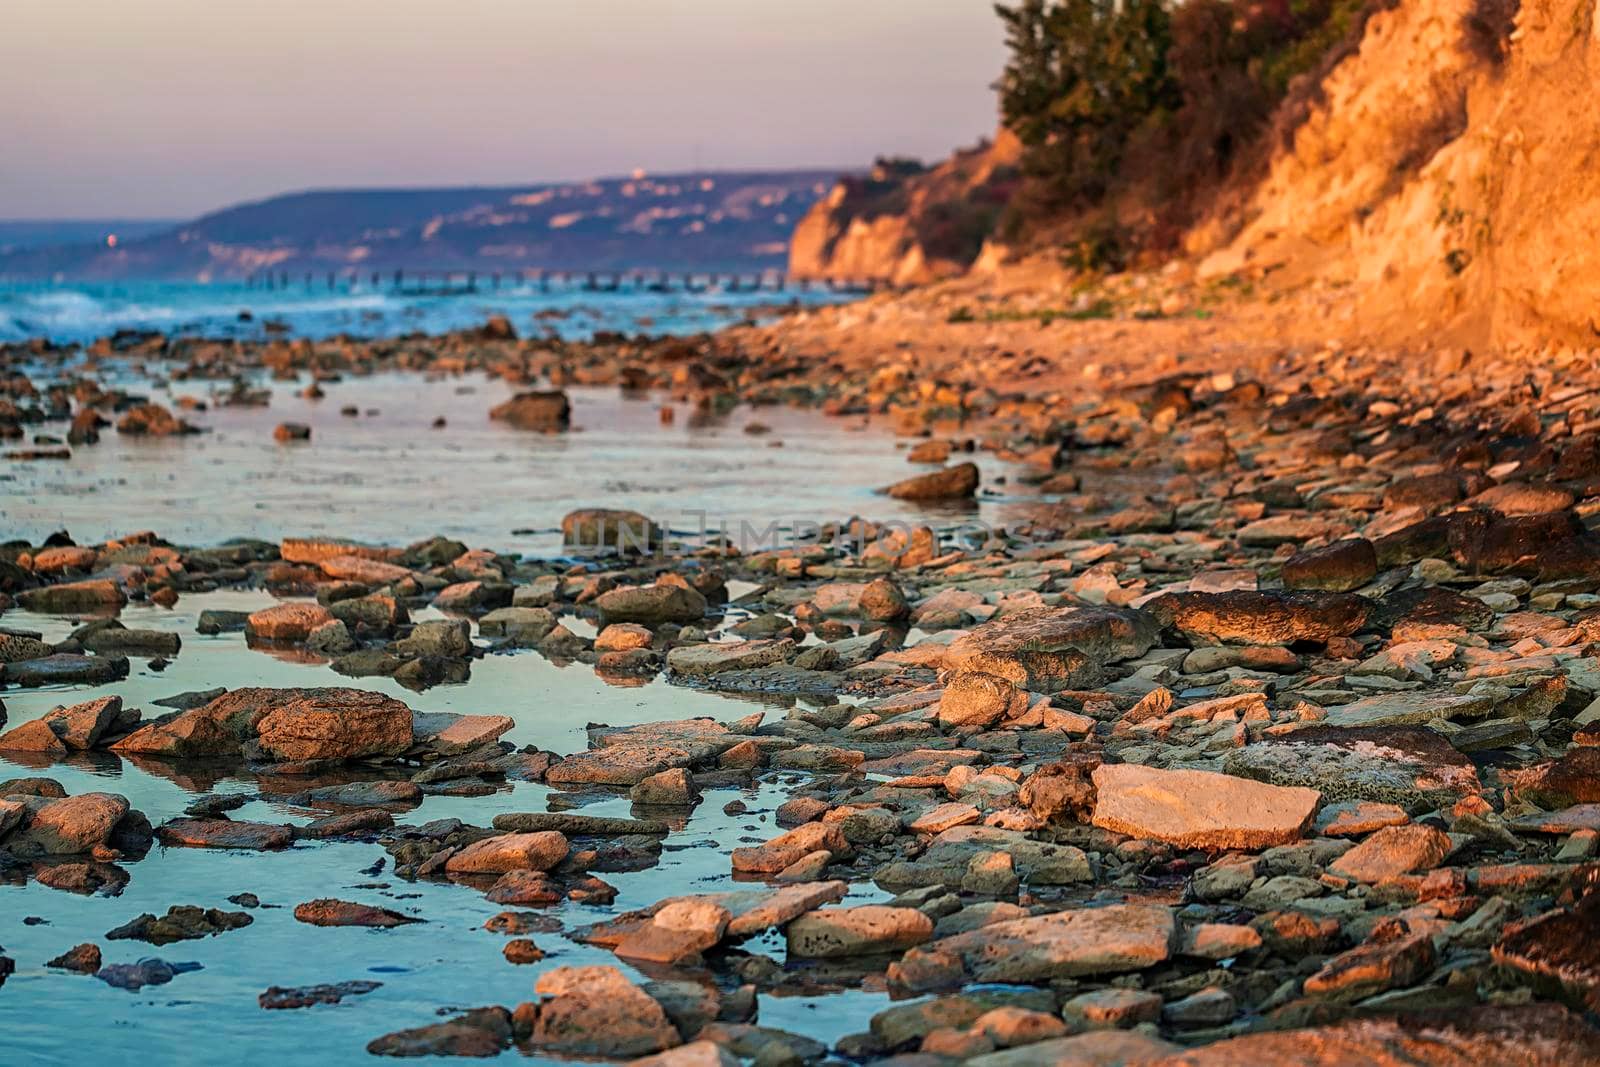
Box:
(0, 170, 840, 281)
(786, 0, 1600, 349)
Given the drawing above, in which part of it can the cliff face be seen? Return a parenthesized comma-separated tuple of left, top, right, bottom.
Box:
(1191, 0, 1600, 346)
(788, 131, 1022, 286)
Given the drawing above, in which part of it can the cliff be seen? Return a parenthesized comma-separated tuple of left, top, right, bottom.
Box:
(787, 131, 1022, 286)
(1186, 0, 1600, 347)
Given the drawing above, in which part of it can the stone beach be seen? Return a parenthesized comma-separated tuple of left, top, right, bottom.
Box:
(5, 309, 1600, 1064)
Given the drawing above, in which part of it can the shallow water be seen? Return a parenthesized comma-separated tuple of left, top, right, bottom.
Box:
(6, 373, 1021, 552)
(0, 592, 897, 1065)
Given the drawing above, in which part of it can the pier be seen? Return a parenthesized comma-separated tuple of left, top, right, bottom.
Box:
(242, 268, 892, 296)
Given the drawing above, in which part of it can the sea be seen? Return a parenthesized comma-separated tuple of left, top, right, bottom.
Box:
(0, 276, 851, 346)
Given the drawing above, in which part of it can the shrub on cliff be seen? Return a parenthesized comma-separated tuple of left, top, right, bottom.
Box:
(995, 0, 1394, 262)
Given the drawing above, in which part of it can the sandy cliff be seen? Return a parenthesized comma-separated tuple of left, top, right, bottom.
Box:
(1192, 0, 1600, 346)
(792, 0, 1599, 348)
(788, 131, 1022, 286)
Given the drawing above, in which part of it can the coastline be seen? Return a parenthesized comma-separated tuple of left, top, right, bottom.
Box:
(3, 284, 1600, 1061)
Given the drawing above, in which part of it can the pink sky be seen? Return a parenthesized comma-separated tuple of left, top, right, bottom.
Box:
(1, 0, 1006, 219)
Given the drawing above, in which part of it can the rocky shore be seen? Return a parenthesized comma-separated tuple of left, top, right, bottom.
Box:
(5, 310, 1600, 1063)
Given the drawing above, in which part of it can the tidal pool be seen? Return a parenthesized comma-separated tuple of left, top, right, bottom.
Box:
(0, 592, 898, 1066)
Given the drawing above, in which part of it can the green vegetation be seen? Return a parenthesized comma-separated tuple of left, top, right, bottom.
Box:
(994, 0, 1394, 265)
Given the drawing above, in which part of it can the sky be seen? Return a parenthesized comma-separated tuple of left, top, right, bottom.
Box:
(0, 0, 1008, 220)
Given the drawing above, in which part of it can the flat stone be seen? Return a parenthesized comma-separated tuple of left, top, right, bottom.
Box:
(966, 1031, 1179, 1067)
(892, 904, 1174, 987)
(1328, 823, 1451, 882)
(246, 602, 335, 642)
(2, 654, 128, 687)
(666, 639, 793, 677)
(1154, 1005, 1600, 1065)
(444, 831, 569, 874)
(1090, 764, 1320, 849)
(785, 905, 933, 958)
(155, 818, 293, 850)
(294, 899, 422, 928)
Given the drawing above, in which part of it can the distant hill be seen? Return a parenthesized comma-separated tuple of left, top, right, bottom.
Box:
(0, 219, 177, 256)
(0, 170, 843, 281)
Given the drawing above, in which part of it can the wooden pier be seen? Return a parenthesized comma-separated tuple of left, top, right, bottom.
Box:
(242, 268, 891, 296)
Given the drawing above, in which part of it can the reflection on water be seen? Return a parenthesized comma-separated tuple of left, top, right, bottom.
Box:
(6, 374, 1021, 551)
(0, 592, 893, 1065)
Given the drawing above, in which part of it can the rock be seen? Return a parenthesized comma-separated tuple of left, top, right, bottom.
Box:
(20, 792, 130, 854)
(666, 639, 791, 676)
(786, 905, 934, 958)
(155, 818, 293, 850)
(1154, 1005, 1600, 1065)
(0, 718, 68, 754)
(116, 403, 192, 436)
(631, 768, 700, 806)
(45, 943, 102, 973)
(368, 1006, 512, 1057)
(1508, 748, 1600, 808)
(1302, 917, 1436, 1000)
(731, 822, 849, 873)
(444, 831, 569, 874)
(1328, 823, 1451, 882)
(39, 695, 125, 749)
(320, 554, 413, 585)
(939, 671, 1031, 728)
(96, 957, 203, 991)
(630, 1041, 741, 1067)
(1090, 764, 1320, 849)
(965, 1031, 1179, 1067)
(529, 965, 680, 1058)
(107, 906, 253, 944)
(1493, 868, 1600, 1007)
(260, 980, 382, 1009)
(17, 578, 126, 613)
(884, 462, 980, 500)
(561, 508, 662, 553)
(861, 577, 911, 620)
(596, 583, 708, 625)
(891, 904, 1174, 989)
(1147, 590, 1369, 645)
(0, 632, 53, 662)
(479, 606, 557, 644)
(246, 602, 334, 642)
(254, 688, 413, 762)
(293, 899, 422, 928)
(2, 653, 128, 687)
(1467, 482, 1575, 516)
(945, 606, 1159, 693)
(1282, 539, 1378, 592)
(1060, 988, 1164, 1030)
(197, 609, 252, 635)
(490, 389, 570, 431)
(78, 624, 174, 658)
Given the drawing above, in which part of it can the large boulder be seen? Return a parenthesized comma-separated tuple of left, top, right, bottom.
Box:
(254, 689, 414, 762)
(945, 606, 1160, 693)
